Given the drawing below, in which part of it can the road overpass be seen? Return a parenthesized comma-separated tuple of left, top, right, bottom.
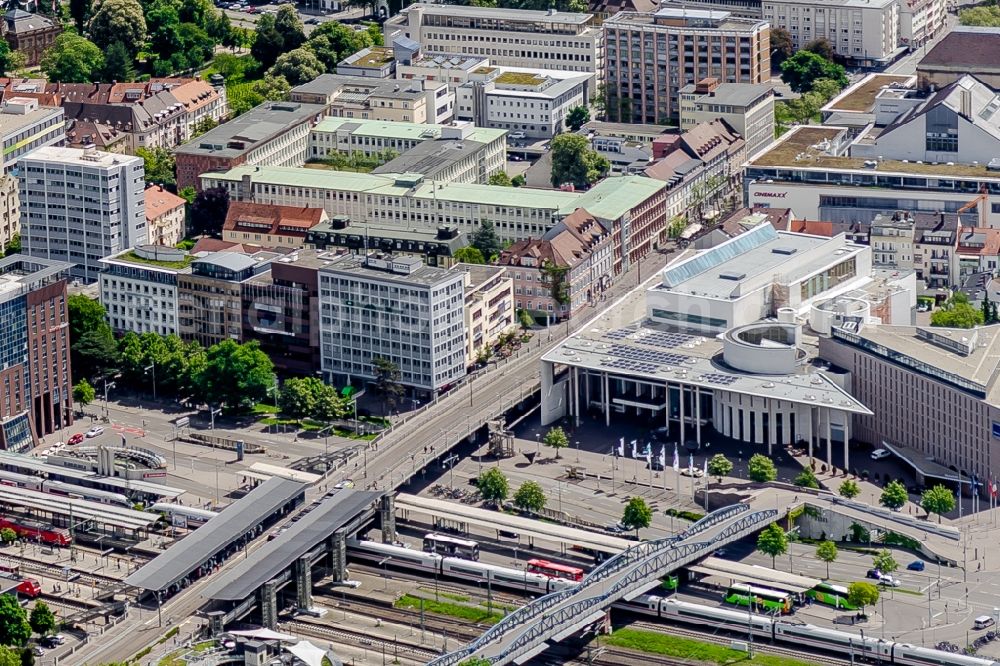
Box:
(428, 504, 779, 666)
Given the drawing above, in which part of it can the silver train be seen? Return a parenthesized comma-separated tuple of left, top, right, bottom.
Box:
(0, 469, 131, 507)
(631, 596, 999, 666)
(347, 538, 577, 594)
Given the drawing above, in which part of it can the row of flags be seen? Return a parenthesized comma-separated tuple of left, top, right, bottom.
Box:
(612, 437, 707, 476)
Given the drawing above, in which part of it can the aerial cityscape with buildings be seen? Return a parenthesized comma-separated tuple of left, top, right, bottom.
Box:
(0, 0, 997, 663)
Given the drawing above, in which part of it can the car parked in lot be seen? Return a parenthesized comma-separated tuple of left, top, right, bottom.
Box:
(509, 131, 526, 140)
(85, 426, 104, 438)
(870, 448, 891, 460)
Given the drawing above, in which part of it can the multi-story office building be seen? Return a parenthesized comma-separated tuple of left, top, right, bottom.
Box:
(604, 8, 770, 125)
(177, 251, 275, 347)
(498, 208, 614, 322)
(18, 146, 146, 284)
(678, 78, 774, 158)
(174, 101, 325, 191)
(761, 0, 901, 67)
(819, 324, 1000, 486)
(454, 69, 590, 139)
(384, 4, 604, 81)
(0, 255, 73, 452)
(201, 167, 666, 273)
(318, 253, 467, 392)
(99, 246, 191, 336)
(290, 74, 453, 125)
(452, 263, 515, 366)
(305, 219, 469, 268)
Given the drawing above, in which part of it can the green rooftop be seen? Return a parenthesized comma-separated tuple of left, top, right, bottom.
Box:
(496, 72, 545, 86)
(349, 47, 394, 68)
(116, 250, 194, 270)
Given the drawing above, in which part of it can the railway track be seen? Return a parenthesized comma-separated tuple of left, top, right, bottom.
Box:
(629, 620, 849, 666)
(281, 619, 442, 662)
(6, 555, 124, 587)
(311, 593, 485, 641)
(348, 562, 530, 607)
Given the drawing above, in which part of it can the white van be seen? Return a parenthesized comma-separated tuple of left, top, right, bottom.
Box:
(974, 616, 995, 630)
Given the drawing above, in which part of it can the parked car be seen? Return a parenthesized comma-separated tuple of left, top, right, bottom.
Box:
(907, 560, 925, 571)
(68, 433, 84, 445)
(85, 426, 104, 438)
(870, 448, 891, 460)
(680, 466, 704, 478)
(975, 616, 996, 630)
(509, 131, 526, 140)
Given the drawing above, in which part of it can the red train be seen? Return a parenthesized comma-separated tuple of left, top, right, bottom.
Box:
(0, 517, 71, 547)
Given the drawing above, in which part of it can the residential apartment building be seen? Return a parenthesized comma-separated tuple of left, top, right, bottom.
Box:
(497, 208, 614, 322)
(19, 146, 146, 284)
(144, 185, 186, 246)
(318, 253, 467, 392)
(899, 0, 946, 48)
(99, 245, 190, 336)
(201, 167, 666, 274)
(604, 8, 770, 125)
(819, 324, 1000, 485)
(869, 211, 967, 287)
(290, 74, 453, 125)
(242, 250, 323, 376)
(222, 202, 328, 249)
(309, 118, 506, 183)
(957, 227, 1000, 280)
(452, 263, 515, 365)
(455, 69, 590, 139)
(678, 78, 774, 158)
(2, 10, 61, 66)
(917, 27, 1000, 91)
(177, 251, 275, 347)
(47, 78, 228, 153)
(761, 0, 900, 67)
(305, 219, 469, 268)
(384, 4, 604, 81)
(174, 101, 325, 191)
(0, 255, 73, 452)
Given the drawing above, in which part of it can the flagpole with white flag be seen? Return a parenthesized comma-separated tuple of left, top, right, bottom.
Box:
(673, 444, 680, 502)
(646, 445, 653, 490)
(660, 445, 667, 491)
(631, 440, 639, 484)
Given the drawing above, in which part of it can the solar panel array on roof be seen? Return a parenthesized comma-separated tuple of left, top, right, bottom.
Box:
(601, 358, 660, 373)
(641, 331, 696, 349)
(610, 344, 687, 366)
(604, 328, 634, 340)
(702, 373, 738, 385)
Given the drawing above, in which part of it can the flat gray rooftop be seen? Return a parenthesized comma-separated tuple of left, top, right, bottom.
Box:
(175, 101, 324, 159)
(124, 477, 306, 593)
(202, 490, 382, 601)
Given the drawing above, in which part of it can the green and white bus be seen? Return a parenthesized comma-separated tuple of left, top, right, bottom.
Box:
(723, 583, 792, 614)
(806, 583, 857, 610)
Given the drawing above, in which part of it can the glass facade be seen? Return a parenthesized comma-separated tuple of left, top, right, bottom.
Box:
(650, 307, 727, 329)
(661, 224, 778, 287)
(799, 257, 856, 301)
(0, 295, 27, 371)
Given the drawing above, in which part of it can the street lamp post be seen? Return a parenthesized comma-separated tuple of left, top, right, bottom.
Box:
(103, 379, 116, 416)
(535, 433, 541, 456)
(210, 406, 222, 430)
(144, 363, 156, 402)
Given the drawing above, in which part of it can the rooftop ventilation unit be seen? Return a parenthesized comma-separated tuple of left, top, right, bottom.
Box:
(719, 271, 745, 281)
(772, 247, 797, 255)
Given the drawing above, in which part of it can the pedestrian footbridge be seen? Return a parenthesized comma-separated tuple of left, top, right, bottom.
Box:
(428, 503, 779, 666)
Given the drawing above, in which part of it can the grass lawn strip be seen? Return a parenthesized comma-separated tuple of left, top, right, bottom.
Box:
(604, 628, 818, 666)
(395, 593, 503, 625)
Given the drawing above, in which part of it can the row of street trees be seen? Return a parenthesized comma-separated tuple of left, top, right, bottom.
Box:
(0, 595, 56, 653)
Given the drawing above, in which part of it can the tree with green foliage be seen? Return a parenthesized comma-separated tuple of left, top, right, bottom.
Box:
(0, 41, 15, 77)
(0, 528, 15, 544)
(517, 309, 534, 329)
(847, 581, 879, 616)
(0, 595, 30, 646)
(191, 340, 275, 411)
(28, 602, 55, 637)
(471, 220, 502, 260)
(70, 0, 92, 31)
(40, 33, 104, 83)
(839, 478, 861, 499)
(565, 105, 590, 131)
(269, 47, 325, 85)
(488, 172, 512, 186)
(87, 0, 147, 55)
(253, 74, 291, 103)
(0, 647, 18, 666)
(707, 454, 732, 482)
(136, 147, 175, 186)
(513, 480, 546, 512)
(873, 548, 898, 577)
(511, 174, 526, 187)
(959, 5, 1000, 25)
(621, 496, 652, 538)
(100, 41, 136, 82)
(756, 523, 788, 568)
(373, 357, 404, 414)
(459, 659, 492, 666)
(305, 20, 374, 71)
(453, 247, 486, 264)
(816, 540, 838, 579)
(803, 37, 835, 61)
(550, 133, 609, 189)
(879, 479, 909, 511)
(4, 233, 19, 257)
(780, 50, 848, 93)
(274, 3, 306, 50)
(811, 77, 844, 103)
(191, 117, 218, 138)
(477, 467, 509, 506)
(68, 295, 106, 348)
(543, 426, 569, 458)
(251, 13, 285, 69)
(73, 326, 119, 379)
(794, 466, 820, 489)
(73, 379, 96, 412)
(747, 453, 777, 482)
(770, 26, 794, 67)
(278, 377, 320, 418)
(921, 484, 955, 522)
(312, 390, 350, 423)
(931, 292, 983, 328)
(189, 186, 229, 237)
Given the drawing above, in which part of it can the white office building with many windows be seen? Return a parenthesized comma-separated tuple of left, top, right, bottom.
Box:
(318, 253, 467, 392)
(18, 146, 146, 284)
